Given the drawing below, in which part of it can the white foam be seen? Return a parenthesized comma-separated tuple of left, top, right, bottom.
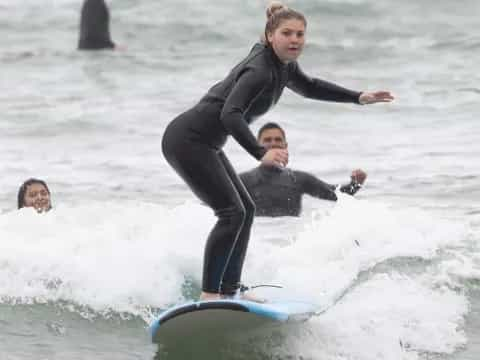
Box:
(0, 196, 470, 357)
(245, 194, 467, 303)
(243, 195, 469, 358)
(292, 273, 468, 360)
(0, 201, 213, 318)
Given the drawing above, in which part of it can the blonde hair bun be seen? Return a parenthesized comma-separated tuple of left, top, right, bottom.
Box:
(266, 2, 288, 19)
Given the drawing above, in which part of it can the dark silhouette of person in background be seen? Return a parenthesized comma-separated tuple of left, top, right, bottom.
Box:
(78, 0, 115, 50)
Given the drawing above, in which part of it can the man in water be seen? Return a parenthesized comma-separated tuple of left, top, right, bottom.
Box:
(240, 122, 367, 217)
(78, 0, 115, 50)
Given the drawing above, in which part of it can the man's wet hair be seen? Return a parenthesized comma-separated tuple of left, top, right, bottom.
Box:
(17, 178, 51, 209)
(257, 122, 286, 140)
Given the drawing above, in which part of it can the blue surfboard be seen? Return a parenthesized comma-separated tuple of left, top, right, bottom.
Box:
(149, 299, 317, 345)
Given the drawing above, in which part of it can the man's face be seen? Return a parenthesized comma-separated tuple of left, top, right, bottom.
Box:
(258, 128, 287, 150)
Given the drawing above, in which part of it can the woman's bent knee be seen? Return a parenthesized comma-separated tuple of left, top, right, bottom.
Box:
(215, 204, 246, 229)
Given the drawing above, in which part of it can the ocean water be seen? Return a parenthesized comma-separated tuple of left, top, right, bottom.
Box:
(0, 0, 479, 359)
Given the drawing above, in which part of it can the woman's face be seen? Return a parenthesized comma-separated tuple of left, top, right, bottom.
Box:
(23, 183, 51, 213)
(267, 19, 306, 63)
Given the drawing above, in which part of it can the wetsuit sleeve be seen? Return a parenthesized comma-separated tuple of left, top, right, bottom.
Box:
(296, 171, 338, 201)
(220, 69, 268, 160)
(286, 62, 361, 103)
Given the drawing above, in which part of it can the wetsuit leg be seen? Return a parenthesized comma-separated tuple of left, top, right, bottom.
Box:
(162, 116, 249, 294)
(216, 151, 256, 295)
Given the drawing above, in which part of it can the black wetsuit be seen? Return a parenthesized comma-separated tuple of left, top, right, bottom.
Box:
(162, 43, 361, 294)
(240, 166, 361, 217)
(78, 0, 115, 50)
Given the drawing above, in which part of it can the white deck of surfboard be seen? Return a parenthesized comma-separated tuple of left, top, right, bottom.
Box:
(149, 299, 318, 345)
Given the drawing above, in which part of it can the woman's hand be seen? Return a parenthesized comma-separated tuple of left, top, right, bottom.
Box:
(359, 91, 394, 104)
(261, 148, 289, 168)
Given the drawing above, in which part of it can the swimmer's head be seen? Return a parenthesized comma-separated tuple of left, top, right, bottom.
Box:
(17, 178, 52, 213)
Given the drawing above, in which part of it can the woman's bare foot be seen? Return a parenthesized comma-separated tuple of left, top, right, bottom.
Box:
(199, 291, 222, 301)
(239, 291, 267, 303)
